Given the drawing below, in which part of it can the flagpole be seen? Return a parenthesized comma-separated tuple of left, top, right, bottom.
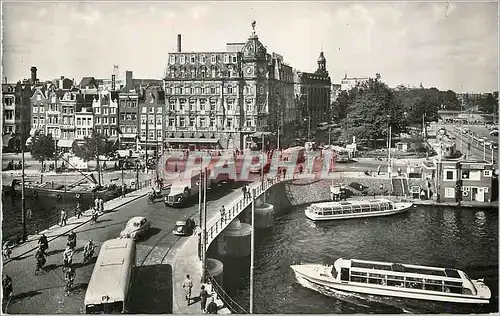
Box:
(250, 188, 255, 313)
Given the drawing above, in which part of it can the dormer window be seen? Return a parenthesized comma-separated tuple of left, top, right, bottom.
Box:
(180, 55, 185, 64)
(211, 55, 217, 64)
(224, 54, 229, 63)
(200, 54, 206, 64)
(190, 55, 196, 64)
(169, 55, 176, 64)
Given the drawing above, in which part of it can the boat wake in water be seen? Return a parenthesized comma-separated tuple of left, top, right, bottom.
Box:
(294, 276, 414, 314)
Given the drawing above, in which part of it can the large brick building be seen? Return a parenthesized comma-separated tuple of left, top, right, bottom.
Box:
(163, 23, 295, 150)
(138, 86, 165, 155)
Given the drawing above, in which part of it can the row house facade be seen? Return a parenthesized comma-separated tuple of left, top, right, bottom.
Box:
(2, 82, 32, 150)
(437, 160, 495, 203)
(92, 89, 119, 140)
(138, 86, 165, 152)
(75, 107, 94, 140)
(163, 27, 294, 150)
(118, 92, 140, 148)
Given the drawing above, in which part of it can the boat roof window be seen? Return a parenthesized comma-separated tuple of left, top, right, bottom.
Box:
(352, 261, 391, 271)
(444, 269, 460, 278)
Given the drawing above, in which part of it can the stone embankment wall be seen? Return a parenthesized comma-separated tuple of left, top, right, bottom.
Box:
(266, 176, 404, 211)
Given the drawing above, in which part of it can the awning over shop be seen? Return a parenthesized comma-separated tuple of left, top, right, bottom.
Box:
(167, 138, 219, 144)
(57, 139, 74, 148)
(2, 135, 13, 148)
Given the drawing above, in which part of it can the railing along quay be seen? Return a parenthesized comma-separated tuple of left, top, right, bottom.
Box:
(205, 176, 281, 248)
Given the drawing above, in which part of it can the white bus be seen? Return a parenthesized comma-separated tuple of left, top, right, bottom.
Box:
(84, 238, 136, 314)
(330, 146, 351, 162)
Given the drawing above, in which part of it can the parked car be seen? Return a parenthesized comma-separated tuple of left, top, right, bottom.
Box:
(173, 219, 196, 236)
(120, 216, 150, 240)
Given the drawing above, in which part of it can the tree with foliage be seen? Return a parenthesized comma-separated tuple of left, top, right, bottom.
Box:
(72, 131, 116, 166)
(31, 134, 55, 172)
(478, 92, 498, 113)
(341, 79, 408, 145)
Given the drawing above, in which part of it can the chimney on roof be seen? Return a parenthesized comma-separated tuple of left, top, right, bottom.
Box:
(177, 34, 182, 53)
(30, 66, 37, 84)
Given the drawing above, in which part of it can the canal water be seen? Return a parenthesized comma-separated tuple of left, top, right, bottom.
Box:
(224, 205, 498, 314)
(2, 193, 95, 240)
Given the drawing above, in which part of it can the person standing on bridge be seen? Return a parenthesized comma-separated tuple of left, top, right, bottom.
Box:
(182, 274, 193, 305)
(219, 205, 226, 224)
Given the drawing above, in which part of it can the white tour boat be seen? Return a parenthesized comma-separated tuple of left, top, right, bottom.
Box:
(305, 198, 413, 221)
(291, 258, 491, 304)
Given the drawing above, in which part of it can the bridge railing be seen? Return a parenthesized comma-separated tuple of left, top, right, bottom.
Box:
(205, 176, 281, 247)
(207, 272, 248, 314)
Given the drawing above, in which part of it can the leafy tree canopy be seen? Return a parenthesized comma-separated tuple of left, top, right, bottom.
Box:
(477, 92, 498, 113)
(31, 134, 55, 163)
(72, 131, 116, 162)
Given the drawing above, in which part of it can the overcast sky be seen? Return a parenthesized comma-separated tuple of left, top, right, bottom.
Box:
(2, 1, 498, 93)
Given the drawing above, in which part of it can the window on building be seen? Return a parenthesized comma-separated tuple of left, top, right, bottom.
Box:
(484, 170, 492, 177)
(189, 117, 195, 127)
(179, 99, 186, 110)
(189, 99, 196, 111)
(149, 130, 155, 139)
(200, 54, 206, 64)
(33, 118, 38, 126)
(180, 55, 185, 64)
(232, 55, 237, 63)
(169, 55, 176, 64)
(179, 87, 184, 95)
(190, 55, 196, 64)
(445, 170, 455, 180)
(210, 118, 216, 127)
(94, 107, 100, 114)
(39, 118, 45, 125)
(120, 113, 126, 121)
(246, 118, 252, 127)
(141, 130, 146, 138)
(200, 68, 206, 78)
(224, 54, 229, 63)
(180, 68, 186, 78)
(469, 171, 481, 181)
(199, 98, 207, 111)
(77, 118, 82, 125)
(149, 107, 154, 113)
(110, 107, 116, 114)
(200, 117, 206, 127)
(33, 106, 38, 113)
(103, 117, 109, 124)
(157, 107, 162, 114)
(179, 117, 185, 127)
(211, 68, 216, 78)
(462, 170, 470, 179)
(259, 85, 265, 94)
(169, 118, 175, 126)
(157, 130, 162, 138)
(37, 94, 41, 101)
(103, 128, 109, 136)
(111, 117, 116, 124)
(156, 117, 162, 125)
(141, 115, 146, 124)
(211, 55, 217, 63)
(210, 99, 217, 111)
(227, 86, 233, 94)
(95, 117, 101, 124)
(210, 87, 216, 94)
(77, 128, 82, 136)
(39, 107, 45, 113)
(185, 87, 191, 94)
(166, 87, 172, 95)
(227, 118, 233, 128)
(200, 87, 205, 95)
(190, 68, 196, 77)
(141, 107, 147, 113)
(148, 117, 154, 125)
(444, 188, 455, 198)
(227, 99, 234, 111)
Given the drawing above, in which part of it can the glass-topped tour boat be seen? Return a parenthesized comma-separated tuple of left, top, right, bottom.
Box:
(305, 198, 413, 221)
(291, 258, 491, 304)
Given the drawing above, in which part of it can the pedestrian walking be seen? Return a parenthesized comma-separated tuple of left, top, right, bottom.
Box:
(182, 274, 193, 305)
(34, 246, 46, 275)
(64, 266, 76, 296)
(67, 231, 76, 249)
(377, 165, 381, 175)
(75, 202, 82, 219)
(60, 208, 67, 227)
(242, 186, 247, 199)
(94, 196, 99, 213)
(100, 197, 105, 213)
(219, 205, 226, 223)
(206, 297, 218, 314)
(199, 285, 209, 313)
(91, 207, 98, 225)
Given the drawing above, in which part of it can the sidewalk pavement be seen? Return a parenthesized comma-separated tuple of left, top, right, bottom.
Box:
(4, 186, 154, 264)
(172, 179, 277, 315)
